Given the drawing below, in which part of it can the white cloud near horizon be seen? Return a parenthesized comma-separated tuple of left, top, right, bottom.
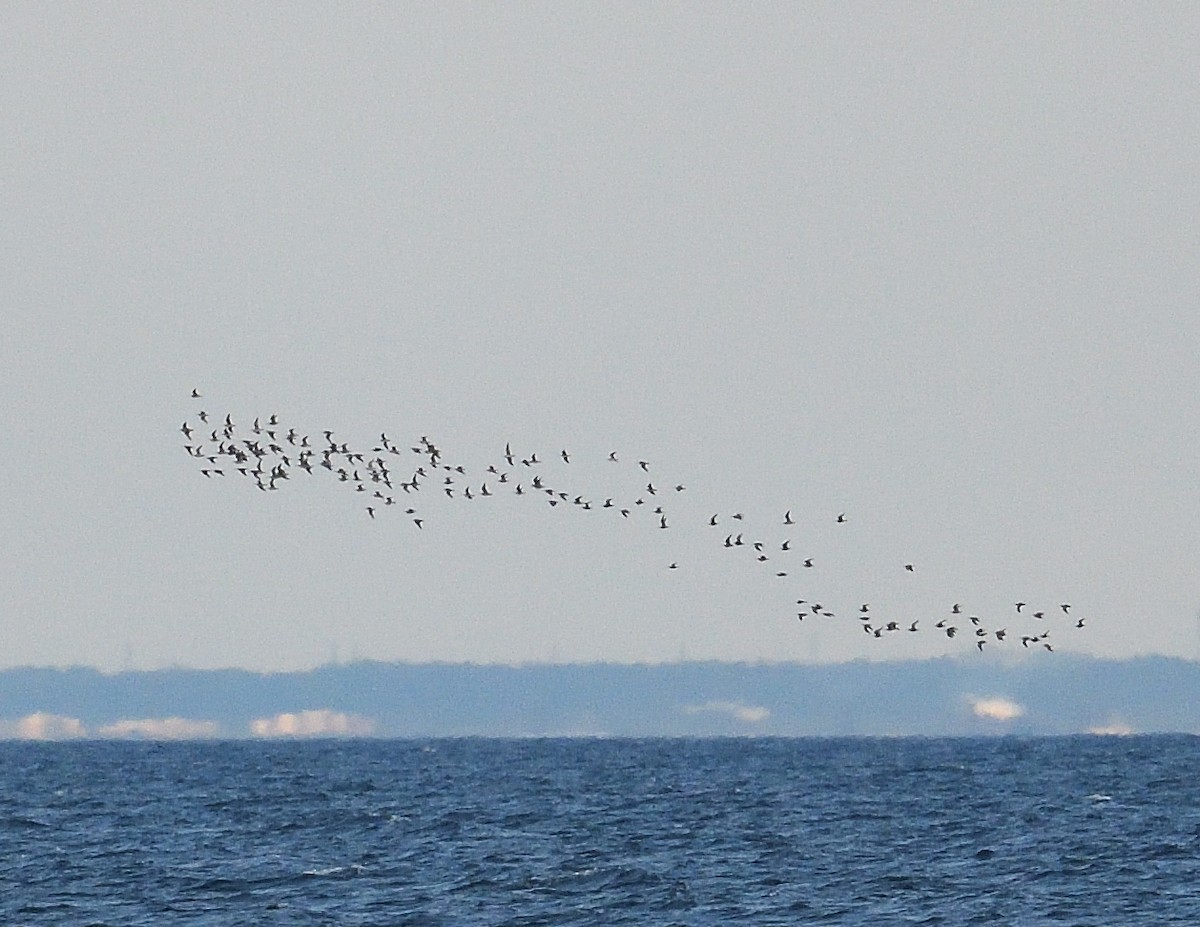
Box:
(1087, 719, 1135, 736)
(96, 717, 221, 739)
(682, 700, 770, 724)
(969, 696, 1025, 722)
(249, 709, 376, 738)
(0, 713, 222, 740)
(1, 712, 88, 740)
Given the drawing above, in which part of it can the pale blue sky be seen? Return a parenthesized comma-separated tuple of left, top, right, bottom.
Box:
(2, 5, 1198, 670)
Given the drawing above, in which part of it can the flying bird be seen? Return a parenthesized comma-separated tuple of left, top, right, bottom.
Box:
(180, 397, 1080, 658)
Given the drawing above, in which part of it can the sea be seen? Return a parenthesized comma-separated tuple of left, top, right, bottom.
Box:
(2, 736, 1198, 925)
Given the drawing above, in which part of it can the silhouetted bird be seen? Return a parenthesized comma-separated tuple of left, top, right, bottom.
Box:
(181, 394, 1080, 658)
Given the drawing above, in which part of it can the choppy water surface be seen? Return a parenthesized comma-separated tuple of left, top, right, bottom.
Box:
(2, 737, 1198, 925)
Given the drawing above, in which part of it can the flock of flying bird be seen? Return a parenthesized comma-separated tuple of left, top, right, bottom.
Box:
(182, 390, 1086, 654)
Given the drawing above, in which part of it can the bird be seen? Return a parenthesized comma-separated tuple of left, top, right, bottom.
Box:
(181, 398, 1077, 658)
(191, 389, 201, 398)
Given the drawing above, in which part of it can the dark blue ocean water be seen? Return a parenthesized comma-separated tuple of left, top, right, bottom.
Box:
(2, 737, 1198, 925)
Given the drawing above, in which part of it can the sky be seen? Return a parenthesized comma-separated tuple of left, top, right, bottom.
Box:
(2, 4, 1198, 672)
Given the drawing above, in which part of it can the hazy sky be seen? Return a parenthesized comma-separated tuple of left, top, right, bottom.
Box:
(3, 5, 1198, 671)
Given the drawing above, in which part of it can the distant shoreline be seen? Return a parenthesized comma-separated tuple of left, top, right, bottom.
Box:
(2, 656, 1198, 740)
